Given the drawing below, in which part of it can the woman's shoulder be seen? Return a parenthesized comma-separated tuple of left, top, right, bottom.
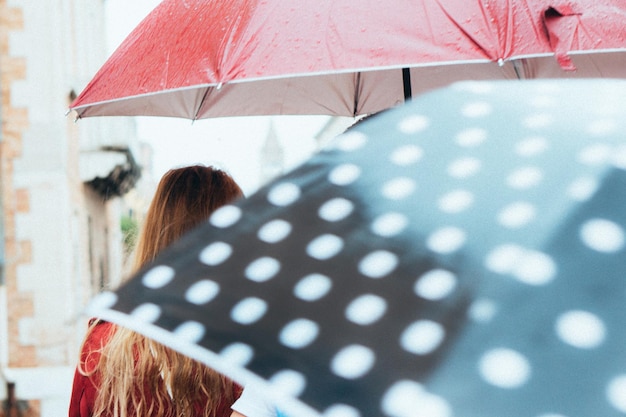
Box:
(81, 320, 116, 356)
(87, 319, 116, 339)
(76, 319, 116, 375)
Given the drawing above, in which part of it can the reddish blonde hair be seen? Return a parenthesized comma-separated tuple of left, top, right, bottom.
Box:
(82, 165, 243, 417)
(133, 165, 244, 269)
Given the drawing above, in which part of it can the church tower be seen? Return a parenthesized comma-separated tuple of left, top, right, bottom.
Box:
(260, 120, 285, 184)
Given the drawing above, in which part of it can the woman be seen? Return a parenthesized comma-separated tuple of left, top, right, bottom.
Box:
(69, 165, 244, 417)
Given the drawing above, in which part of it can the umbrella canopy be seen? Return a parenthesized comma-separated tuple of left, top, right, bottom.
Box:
(70, 0, 626, 119)
(86, 78, 626, 417)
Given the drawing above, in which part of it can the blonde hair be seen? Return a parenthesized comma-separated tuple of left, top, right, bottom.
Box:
(81, 165, 243, 417)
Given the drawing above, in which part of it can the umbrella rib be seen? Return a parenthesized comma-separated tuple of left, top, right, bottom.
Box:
(403, 68, 412, 101)
(512, 59, 523, 79)
(193, 88, 212, 121)
(353, 72, 361, 117)
(434, 0, 496, 61)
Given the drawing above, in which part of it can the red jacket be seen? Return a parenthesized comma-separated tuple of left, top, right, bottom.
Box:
(68, 320, 241, 417)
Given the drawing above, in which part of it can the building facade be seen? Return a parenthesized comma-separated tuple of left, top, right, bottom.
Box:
(1, 1, 141, 415)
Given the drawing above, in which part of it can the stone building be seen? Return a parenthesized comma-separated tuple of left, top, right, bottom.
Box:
(0, 2, 141, 416)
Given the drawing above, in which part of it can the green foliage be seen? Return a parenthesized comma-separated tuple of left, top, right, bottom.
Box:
(121, 215, 138, 254)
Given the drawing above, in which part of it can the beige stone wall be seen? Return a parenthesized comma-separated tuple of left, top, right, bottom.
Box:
(1, 0, 34, 368)
(1, 1, 141, 416)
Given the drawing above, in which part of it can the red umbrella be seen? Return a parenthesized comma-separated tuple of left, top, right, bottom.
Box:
(70, 0, 626, 119)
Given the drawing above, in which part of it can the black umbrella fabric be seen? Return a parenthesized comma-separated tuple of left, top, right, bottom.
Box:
(87, 79, 626, 417)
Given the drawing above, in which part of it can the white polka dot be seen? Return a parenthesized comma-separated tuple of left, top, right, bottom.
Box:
(447, 157, 482, 178)
(587, 118, 618, 136)
(318, 198, 354, 222)
(358, 250, 398, 278)
(485, 244, 556, 285)
(497, 202, 536, 228)
(578, 144, 611, 165)
(345, 294, 387, 325)
(173, 321, 205, 343)
(306, 234, 344, 260)
(331, 345, 376, 379)
(199, 241, 232, 266)
(210, 205, 242, 228)
(555, 310, 606, 349)
(515, 136, 549, 157)
(580, 218, 625, 253)
(257, 219, 292, 243)
(335, 130, 367, 152)
(294, 273, 333, 301)
(468, 298, 498, 323)
(398, 114, 430, 134)
(523, 113, 552, 129)
(130, 303, 161, 323)
(400, 320, 445, 355)
(381, 177, 417, 200)
(370, 212, 409, 237)
(414, 269, 458, 300)
(455, 128, 487, 147)
(513, 250, 557, 285)
(267, 182, 301, 206)
(231, 297, 267, 325)
(479, 348, 531, 388)
(607, 374, 626, 412)
(185, 279, 220, 305)
(323, 404, 361, 417)
(507, 167, 543, 189)
(142, 265, 175, 289)
(567, 177, 598, 201)
(438, 190, 474, 213)
(219, 343, 254, 366)
(461, 101, 492, 118)
(269, 369, 307, 397)
(328, 164, 361, 186)
(390, 144, 424, 166)
(89, 291, 118, 310)
(485, 244, 525, 274)
(245, 257, 281, 282)
(382, 380, 452, 417)
(427, 227, 466, 254)
(536, 414, 567, 417)
(335, 131, 368, 151)
(279, 318, 319, 349)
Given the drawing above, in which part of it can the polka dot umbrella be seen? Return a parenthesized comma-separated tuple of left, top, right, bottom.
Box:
(87, 79, 626, 417)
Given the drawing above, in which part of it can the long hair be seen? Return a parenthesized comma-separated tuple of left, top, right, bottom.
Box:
(83, 165, 243, 417)
(132, 165, 244, 269)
